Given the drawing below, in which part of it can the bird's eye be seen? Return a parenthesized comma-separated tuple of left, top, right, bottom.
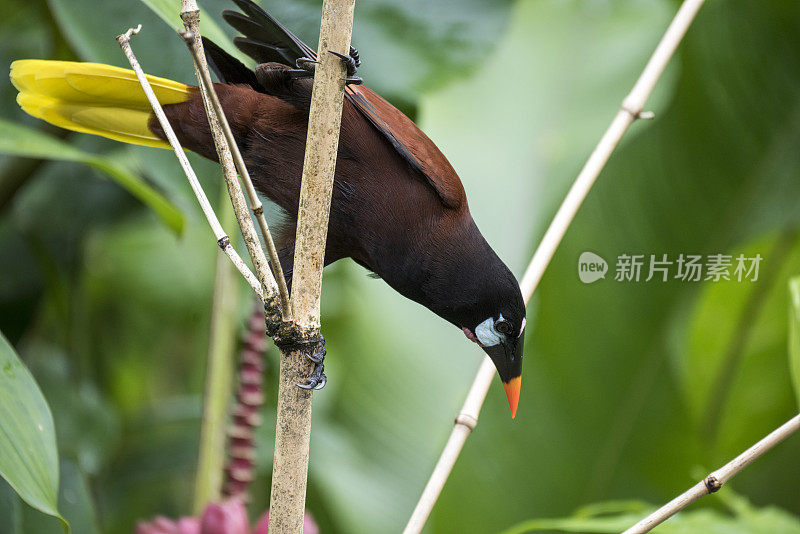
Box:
(495, 319, 512, 335)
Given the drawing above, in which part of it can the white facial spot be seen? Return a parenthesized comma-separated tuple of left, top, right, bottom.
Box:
(519, 318, 526, 337)
(475, 316, 504, 347)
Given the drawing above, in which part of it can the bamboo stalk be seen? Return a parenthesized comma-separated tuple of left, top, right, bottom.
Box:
(176, 0, 287, 510)
(268, 0, 355, 530)
(178, 2, 291, 316)
(179, 0, 283, 324)
(116, 26, 264, 302)
(403, 1, 706, 531)
(622, 414, 800, 534)
(183, 40, 291, 317)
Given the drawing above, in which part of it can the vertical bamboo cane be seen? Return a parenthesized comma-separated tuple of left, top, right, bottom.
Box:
(268, 1, 355, 531)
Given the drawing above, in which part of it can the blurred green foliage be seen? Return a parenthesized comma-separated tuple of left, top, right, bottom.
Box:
(501, 490, 800, 534)
(791, 276, 800, 409)
(0, 119, 184, 234)
(1, 0, 800, 533)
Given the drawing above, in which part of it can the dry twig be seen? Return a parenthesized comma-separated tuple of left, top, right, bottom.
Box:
(178, 0, 285, 322)
(176, 0, 288, 508)
(179, 0, 290, 315)
(404, 1, 706, 531)
(116, 26, 264, 302)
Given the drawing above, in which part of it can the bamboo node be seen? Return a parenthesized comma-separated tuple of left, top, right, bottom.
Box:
(454, 413, 478, 430)
(703, 475, 722, 493)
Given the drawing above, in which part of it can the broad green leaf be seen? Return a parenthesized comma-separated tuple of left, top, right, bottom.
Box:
(79, 218, 219, 411)
(0, 460, 100, 534)
(0, 332, 65, 529)
(790, 277, 800, 409)
(718, 488, 800, 533)
(675, 233, 800, 458)
(0, 2, 49, 124)
(0, 120, 184, 235)
(47, 0, 200, 86)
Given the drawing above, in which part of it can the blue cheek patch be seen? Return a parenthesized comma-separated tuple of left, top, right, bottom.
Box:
(475, 316, 502, 347)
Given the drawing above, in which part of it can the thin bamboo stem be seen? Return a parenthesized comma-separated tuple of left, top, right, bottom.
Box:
(268, 0, 355, 530)
(116, 26, 264, 302)
(178, 1, 282, 323)
(622, 414, 800, 534)
(403, 1, 705, 531)
(178, 13, 291, 317)
(176, 0, 283, 510)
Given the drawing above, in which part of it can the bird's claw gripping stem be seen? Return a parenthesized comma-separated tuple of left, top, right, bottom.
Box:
(270, 321, 328, 390)
(330, 47, 363, 84)
(288, 46, 362, 85)
(297, 362, 326, 390)
(306, 337, 326, 364)
(298, 335, 326, 389)
(294, 57, 318, 70)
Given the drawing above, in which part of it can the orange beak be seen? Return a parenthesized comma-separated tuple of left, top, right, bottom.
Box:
(502, 376, 521, 419)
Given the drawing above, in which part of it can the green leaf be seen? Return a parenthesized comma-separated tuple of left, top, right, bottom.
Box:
(146, 0, 513, 103)
(137, 0, 247, 63)
(0, 120, 184, 235)
(675, 232, 800, 456)
(23, 345, 120, 476)
(47, 0, 198, 82)
(790, 276, 800, 410)
(0, 460, 100, 534)
(502, 495, 800, 534)
(0, 332, 66, 530)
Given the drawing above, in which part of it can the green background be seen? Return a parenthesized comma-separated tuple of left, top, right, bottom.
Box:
(1, 0, 799, 532)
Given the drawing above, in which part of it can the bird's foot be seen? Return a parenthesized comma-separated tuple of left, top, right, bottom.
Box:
(295, 57, 318, 72)
(298, 361, 326, 390)
(329, 46, 362, 85)
(297, 336, 326, 390)
(287, 47, 362, 85)
(271, 322, 328, 391)
(286, 57, 318, 80)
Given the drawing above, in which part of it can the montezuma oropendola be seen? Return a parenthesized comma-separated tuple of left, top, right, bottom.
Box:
(10, 0, 527, 417)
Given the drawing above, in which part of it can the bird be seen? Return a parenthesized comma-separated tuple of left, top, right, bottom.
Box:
(9, 0, 527, 417)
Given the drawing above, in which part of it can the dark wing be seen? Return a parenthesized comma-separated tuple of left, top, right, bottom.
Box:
(213, 0, 465, 209)
(202, 37, 261, 90)
(224, 0, 314, 65)
(344, 85, 464, 209)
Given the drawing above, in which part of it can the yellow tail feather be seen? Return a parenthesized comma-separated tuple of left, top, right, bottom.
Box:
(10, 60, 190, 149)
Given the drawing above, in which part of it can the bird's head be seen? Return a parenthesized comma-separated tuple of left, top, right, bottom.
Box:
(460, 272, 526, 418)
